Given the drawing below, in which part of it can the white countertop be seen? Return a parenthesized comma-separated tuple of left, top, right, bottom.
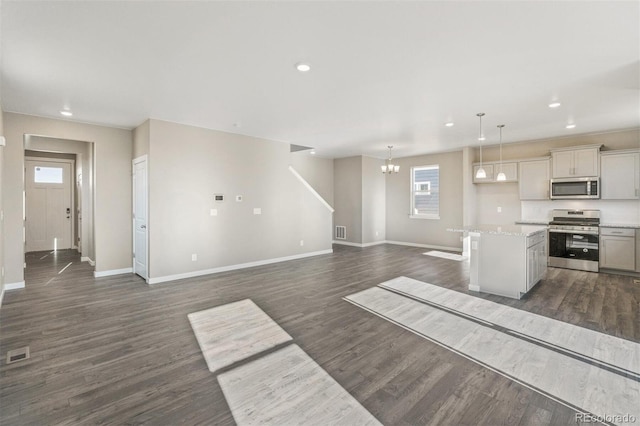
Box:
(447, 225, 548, 237)
(600, 223, 640, 229)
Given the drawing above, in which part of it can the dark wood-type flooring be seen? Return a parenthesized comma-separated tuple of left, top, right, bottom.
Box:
(1, 245, 638, 425)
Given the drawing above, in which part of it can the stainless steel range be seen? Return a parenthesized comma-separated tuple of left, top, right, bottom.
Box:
(548, 209, 600, 272)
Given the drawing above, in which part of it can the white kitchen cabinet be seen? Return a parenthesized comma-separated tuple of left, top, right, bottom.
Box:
(473, 162, 518, 183)
(495, 162, 518, 182)
(601, 151, 640, 200)
(519, 159, 550, 200)
(526, 232, 547, 290)
(600, 227, 636, 271)
(473, 164, 494, 183)
(551, 145, 600, 178)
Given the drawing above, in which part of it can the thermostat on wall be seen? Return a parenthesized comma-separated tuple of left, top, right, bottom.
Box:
(214, 194, 224, 202)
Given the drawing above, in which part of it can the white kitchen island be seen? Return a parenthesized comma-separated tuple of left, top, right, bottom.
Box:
(448, 225, 548, 299)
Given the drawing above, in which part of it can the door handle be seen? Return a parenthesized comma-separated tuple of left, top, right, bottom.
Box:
(141, 225, 146, 229)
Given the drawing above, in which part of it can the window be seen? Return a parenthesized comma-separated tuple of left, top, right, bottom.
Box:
(34, 166, 64, 184)
(411, 165, 439, 219)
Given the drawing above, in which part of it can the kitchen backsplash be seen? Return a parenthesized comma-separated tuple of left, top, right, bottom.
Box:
(521, 200, 640, 224)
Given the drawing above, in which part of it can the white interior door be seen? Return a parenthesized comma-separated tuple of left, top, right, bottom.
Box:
(133, 157, 148, 280)
(25, 160, 73, 252)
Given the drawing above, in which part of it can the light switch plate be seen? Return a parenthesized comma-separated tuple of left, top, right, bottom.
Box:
(253, 208, 261, 215)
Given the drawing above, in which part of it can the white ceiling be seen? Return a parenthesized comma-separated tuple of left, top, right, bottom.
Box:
(2, 1, 638, 159)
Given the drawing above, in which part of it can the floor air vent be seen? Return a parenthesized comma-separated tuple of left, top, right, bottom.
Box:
(6, 346, 30, 364)
(335, 226, 346, 240)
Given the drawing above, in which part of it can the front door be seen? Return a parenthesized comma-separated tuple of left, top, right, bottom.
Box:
(133, 156, 148, 280)
(25, 159, 73, 252)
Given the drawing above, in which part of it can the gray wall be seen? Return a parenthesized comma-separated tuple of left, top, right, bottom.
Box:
(333, 157, 363, 244)
(133, 120, 150, 159)
(290, 152, 334, 207)
(2, 112, 132, 284)
(24, 137, 95, 261)
(362, 156, 386, 244)
(146, 119, 333, 280)
(386, 150, 463, 250)
(474, 182, 521, 225)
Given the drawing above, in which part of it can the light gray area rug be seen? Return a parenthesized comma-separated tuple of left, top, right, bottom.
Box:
(218, 344, 381, 426)
(344, 286, 640, 422)
(422, 250, 467, 261)
(187, 299, 292, 372)
(379, 276, 640, 377)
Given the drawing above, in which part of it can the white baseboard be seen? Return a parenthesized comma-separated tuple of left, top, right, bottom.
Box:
(0, 287, 4, 307)
(81, 257, 96, 266)
(385, 240, 462, 252)
(94, 267, 133, 278)
(5, 281, 26, 291)
(468, 285, 481, 292)
(332, 240, 386, 248)
(334, 240, 462, 252)
(148, 249, 333, 285)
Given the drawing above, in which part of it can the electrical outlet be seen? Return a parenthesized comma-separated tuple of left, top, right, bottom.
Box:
(300, 240, 304, 246)
(375, 231, 379, 237)
(210, 209, 217, 216)
(1, 267, 4, 277)
(191, 254, 197, 261)
(253, 208, 261, 215)
(236, 195, 243, 202)
(497, 206, 502, 213)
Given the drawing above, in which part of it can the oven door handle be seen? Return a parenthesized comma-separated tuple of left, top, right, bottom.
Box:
(549, 229, 599, 236)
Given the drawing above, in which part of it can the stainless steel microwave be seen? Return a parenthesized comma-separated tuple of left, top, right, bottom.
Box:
(550, 177, 600, 199)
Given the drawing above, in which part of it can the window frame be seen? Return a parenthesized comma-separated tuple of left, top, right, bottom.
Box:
(410, 164, 440, 220)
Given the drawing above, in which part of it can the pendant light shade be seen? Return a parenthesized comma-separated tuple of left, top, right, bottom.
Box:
(381, 146, 400, 174)
(475, 113, 486, 179)
(496, 124, 506, 181)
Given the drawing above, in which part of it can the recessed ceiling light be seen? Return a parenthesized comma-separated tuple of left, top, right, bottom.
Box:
(566, 123, 576, 129)
(296, 63, 311, 72)
(445, 122, 454, 127)
(310, 150, 316, 155)
(548, 101, 561, 108)
(60, 110, 73, 117)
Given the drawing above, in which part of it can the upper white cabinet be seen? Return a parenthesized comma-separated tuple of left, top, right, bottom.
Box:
(519, 159, 550, 200)
(551, 145, 601, 178)
(473, 164, 494, 183)
(601, 150, 640, 200)
(473, 162, 517, 183)
(496, 162, 518, 182)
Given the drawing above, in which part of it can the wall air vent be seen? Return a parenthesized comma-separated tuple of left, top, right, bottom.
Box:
(335, 226, 347, 240)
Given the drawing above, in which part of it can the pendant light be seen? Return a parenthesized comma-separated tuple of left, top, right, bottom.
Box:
(496, 124, 506, 181)
(381, 146, 400, 174)
(475, 113, 486, 179)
